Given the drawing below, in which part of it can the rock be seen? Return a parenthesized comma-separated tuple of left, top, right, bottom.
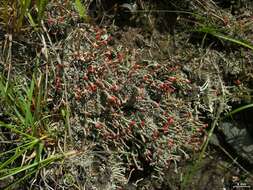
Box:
(210, 133, 220, 147)
(220, 122, 253, 166)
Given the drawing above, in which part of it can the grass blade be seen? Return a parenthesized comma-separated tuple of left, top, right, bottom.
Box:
(227, 103, 253, 116)
(197, 27, 253, 51)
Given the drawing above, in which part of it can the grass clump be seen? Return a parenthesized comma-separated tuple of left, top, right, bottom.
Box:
(0, 73, 78, 189)
(0, 0, 49, 32)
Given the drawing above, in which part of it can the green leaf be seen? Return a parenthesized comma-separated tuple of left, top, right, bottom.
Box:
(75, 0, 87, 20)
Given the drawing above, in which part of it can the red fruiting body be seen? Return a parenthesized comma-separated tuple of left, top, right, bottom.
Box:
(168, 139, 174, 146)
(154, 102, 160, 108)
(110, 84, 119, 92)
(95, 33, 101, 40)
(234, 79, 241, 85)
(55, 77, 61, 91)
(83, 74, 88, 81)
(47, 17, 56, 26)
(129, 120, 136, 127)
(58, 16, 64, 23)
(159, 82, 175, 93)
(184, 79, 191, 83)
(167, 117, 174, 125)
(95, 80, 104, 88)
(152, 130, 159, 140)
(108, 95, 118, 105)
(89, 83, 97, 92)
(168, 76, 177, 82)
(100, 40, 108, 46)
(223, 16, 229, 26)
(163, 123, 169, 134)
(95, 122, 103, 129)
(105, 51, 113, 60)
(107, 35, 113, 42)
(117, 53, 124, 62)
(87, 65, 95, 73)
(132, 64, 141, 70)
(93, 43, 100, 48)
(143, 75, 148, 80)
(196, 127, 203, 132)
